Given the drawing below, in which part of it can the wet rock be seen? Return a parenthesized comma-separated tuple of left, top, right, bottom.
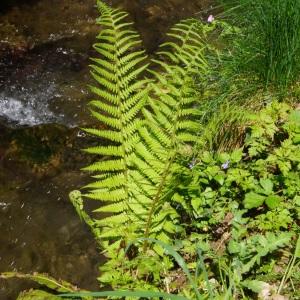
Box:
(0, 0, 98, 52)
(0, 0, 215, 129)
(0, 42, 93, 127)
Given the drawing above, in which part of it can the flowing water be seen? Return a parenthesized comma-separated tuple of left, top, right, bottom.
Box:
(0, 0, 214, 298)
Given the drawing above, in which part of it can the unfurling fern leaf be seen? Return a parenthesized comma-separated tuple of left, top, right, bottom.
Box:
(70, 0, 206, 263)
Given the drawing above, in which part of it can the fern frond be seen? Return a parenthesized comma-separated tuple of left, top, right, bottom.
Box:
(81, 1, 150, 248)
(85, 189, 127, 202)
(134, 18, 207, 250)
(74, 2, 207, 262)
(95, 202, 126, 213)
(90, 110, 121, 129)
(83, 145, 124, 157)
(83, 159, 124, 172)
(89, 100, 120, 117)
(84, 173, 126, 189)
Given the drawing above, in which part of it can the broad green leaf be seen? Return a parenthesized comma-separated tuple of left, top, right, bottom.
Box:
(214, 174, 225, 185)
(259, 178, 273, 195)
(242, 280, 268, 293)
(289, 110, 300, 124)
(294, 195, 300, 206)
(17, 290, 62, 300)
(230, 148, 243, 163)
(228, 240, 241, 254)
(219, 152, 230, 163)
(0, 272, 76, 293)
(244, 192, 265, 209)
(293, 134, 300, 144)
(265, 195, 282, 209)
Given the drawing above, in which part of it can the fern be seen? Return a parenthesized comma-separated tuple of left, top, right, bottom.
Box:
(139, 19, 207, 250)
(71, 1, 206, 258)
(78, 1, 150, 248)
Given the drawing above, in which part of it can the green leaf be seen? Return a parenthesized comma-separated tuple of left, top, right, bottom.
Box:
(230, 148, 243, 163)
(295, 235, 300, 258)
(219, 152, 230, 163)
(289, 110, 300, 124)
(60, 290, 188, 300)
(242, 280, 268, 293)
(228, 240, 241, 254)
(265, 195, 282, 209)
(244, 192, 265, 209)
(126, 238, 204, 300)
(293, 134, 300, 144)
(214, 174, 225, 185)
(294, 195, 300, 206)
(0, 272, 76, 293)
(259, 178, 273, 195)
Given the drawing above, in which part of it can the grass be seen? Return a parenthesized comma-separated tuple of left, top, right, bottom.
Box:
(196, 0, 300, 152)
(220, 0, 300, 90)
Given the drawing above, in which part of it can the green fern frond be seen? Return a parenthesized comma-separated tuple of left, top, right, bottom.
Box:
(85, 189, 127, 202)
(84, 173, 126, 189)
(135, 18, 207, 249)
(83, 159, 125, 172)
(72, 2, 207, 265)
(79, 1, 150, 249)
(83, 145, 124, 157)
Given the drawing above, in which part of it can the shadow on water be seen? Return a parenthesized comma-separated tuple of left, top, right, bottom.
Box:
(0, 0, 214, 298)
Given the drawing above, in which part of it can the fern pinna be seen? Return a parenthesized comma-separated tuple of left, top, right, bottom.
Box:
(70, 0, 206, 261)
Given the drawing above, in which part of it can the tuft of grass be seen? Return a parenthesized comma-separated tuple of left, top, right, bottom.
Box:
(220, 0, 300, 90)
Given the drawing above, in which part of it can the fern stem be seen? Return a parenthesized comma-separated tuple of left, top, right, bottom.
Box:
(143, 159, 174, 252)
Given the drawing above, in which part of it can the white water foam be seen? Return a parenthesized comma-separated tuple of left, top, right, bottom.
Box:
(0, 83, 64, 126)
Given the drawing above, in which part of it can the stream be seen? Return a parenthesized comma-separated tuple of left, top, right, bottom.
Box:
(0, 0, 214, 298)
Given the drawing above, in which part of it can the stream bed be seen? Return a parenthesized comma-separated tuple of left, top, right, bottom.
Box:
(0, 0, 214, 298)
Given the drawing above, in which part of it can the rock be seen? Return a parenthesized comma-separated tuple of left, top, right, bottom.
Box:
(0, 0, 98, 51)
